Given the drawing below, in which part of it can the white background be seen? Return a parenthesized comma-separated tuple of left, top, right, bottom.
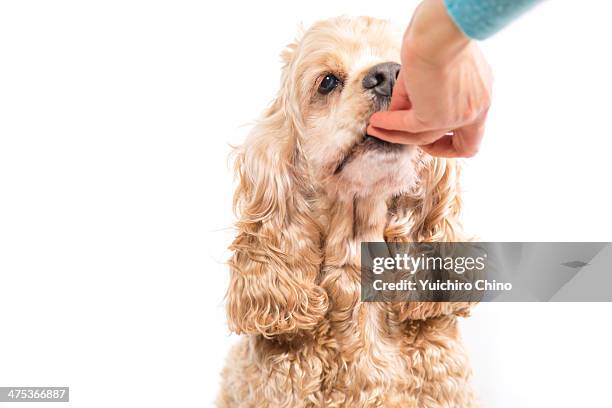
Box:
(1, 1, 612, 407)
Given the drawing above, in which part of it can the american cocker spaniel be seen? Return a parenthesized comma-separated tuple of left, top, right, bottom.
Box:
(218, 16, 478, 408)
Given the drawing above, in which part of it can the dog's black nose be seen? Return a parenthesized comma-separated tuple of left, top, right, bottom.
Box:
(362, 62, 401, 97)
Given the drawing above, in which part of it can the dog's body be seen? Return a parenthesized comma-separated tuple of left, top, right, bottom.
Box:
(218, 198, 476, 407)
(218, 17, 478, 408)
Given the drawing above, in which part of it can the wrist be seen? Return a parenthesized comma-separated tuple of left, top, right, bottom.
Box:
(405, 0, 471, 67)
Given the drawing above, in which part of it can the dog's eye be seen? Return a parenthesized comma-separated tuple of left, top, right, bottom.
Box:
(318, 74, 340, 95)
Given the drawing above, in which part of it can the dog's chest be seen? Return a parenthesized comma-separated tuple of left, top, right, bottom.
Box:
(320, 269, 412, 393)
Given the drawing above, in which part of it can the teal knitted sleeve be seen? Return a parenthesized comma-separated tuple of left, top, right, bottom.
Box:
(444, 0, 543, 40)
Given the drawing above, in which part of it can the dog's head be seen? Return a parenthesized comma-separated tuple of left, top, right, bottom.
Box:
(275, 17, 416, 199)
(227, 17, 465, 337)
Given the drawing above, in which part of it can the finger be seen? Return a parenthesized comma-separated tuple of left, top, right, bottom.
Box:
(452, 117, 486, 157)
(369, 110, 434, 133)
(389, 69, 411, 111)
(422, 119, 486, 158)
(420, 135, 461, 158)
(367, 125, 449, 146)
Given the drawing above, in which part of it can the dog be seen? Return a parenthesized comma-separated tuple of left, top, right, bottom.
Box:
(218, 16, 478, 408)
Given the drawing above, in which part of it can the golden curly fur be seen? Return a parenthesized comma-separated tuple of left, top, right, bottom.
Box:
(218, 16, 478, 407)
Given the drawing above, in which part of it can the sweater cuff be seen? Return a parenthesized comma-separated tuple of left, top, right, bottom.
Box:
(443, 0, 542, 40)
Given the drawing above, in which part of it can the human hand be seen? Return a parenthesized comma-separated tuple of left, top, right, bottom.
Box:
(367, 0, 493, 158)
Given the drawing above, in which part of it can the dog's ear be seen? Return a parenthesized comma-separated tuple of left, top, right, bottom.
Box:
(386, 155, 472, 320)
(226, 99, 328, 338)
(386, 154, 463, 242)
(279, 25, 303, 67)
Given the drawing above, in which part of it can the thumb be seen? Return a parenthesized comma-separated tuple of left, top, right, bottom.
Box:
(389, 69, 411, 111)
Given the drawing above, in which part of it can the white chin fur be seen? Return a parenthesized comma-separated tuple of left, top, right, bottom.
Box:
(332, 145, 417, 200)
